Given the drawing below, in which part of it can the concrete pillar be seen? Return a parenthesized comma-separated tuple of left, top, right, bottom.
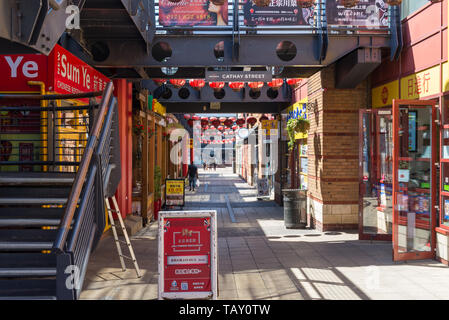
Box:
(307, 65, 367, 231)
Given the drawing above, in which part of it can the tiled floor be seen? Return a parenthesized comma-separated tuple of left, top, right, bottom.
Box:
(80, 167, 449, 300)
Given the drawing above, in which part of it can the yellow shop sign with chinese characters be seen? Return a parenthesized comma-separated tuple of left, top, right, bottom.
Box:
(372, 80, 399, 108)
(152, 99, 166, 116)
(400, 64, 440, 100)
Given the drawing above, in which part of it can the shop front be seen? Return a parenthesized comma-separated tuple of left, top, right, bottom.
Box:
(367, 63, 446, 261)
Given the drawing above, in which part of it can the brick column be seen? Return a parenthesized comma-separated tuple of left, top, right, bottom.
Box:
(307, 65, 367, 231)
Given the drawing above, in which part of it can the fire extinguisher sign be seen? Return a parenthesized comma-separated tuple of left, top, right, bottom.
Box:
(158, 210, 218, 300)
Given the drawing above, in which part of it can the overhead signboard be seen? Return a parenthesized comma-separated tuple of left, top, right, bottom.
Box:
(205, 70, 272, 82)
(326, 0, 389, 28)
(165, 179, 186, 207)
(159, 0, 228, 27)
(0, 45, 110, 102)
(158, 210, 217, 300)
(261, 119, 278, 136)
(243, 0, 315, 26)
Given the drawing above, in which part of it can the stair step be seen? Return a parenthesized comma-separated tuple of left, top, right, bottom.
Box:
(0, 253, 56, 269)
(0, 230, 57, 251)
(0, 219, 61, 227)
(0, 186, 72, 200)
(0, 172, 75, 186)
(0, 279, 56, 297)
(0, 208, 65, 218)
(0, 268, 56, 277)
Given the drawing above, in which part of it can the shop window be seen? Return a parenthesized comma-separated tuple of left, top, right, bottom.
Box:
(400, 0, 429, 20)
(441, 96, 449, 227)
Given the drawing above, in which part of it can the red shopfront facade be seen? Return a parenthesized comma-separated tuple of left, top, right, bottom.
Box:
(364, 0, 449, 263)
(0, 45, 133, 219)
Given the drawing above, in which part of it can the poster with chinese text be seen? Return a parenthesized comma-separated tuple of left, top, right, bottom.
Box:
(159, 0, 229, 26)
(244, 0, 315, 26)
(326, 0, 389, 28)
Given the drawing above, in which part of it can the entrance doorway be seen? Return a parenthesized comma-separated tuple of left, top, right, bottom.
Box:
(359, 109, 393, 241)
(392, 100, 437, 261)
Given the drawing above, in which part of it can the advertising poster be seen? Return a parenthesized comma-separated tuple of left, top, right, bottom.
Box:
(444, 199, 449, 221)
(159, 211, 217, 300)
(165, 179, 185, 207)
(243, 0, 315, 26)
(326, 0, 389, 28)
(257, 178, 270, 197)
(159, 0, 228, 26)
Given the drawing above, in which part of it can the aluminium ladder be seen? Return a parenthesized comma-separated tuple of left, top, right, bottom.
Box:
(105, 196, 142, 278)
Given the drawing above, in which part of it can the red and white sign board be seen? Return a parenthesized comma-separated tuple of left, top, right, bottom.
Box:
(158, 210, 217, 300)
(0, 44, 109, 102)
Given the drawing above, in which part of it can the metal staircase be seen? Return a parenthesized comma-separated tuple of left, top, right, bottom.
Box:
(0, 82, 120, 299)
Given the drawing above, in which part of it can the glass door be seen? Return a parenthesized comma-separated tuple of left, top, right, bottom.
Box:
(392, 100, 437, 261)
(359, 109, 393, 241)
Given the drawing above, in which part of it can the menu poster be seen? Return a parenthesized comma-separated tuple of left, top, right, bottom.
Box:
(159, 0, 229, 26)
(326, 0, 389, 28)
(244, 0, 315, 26)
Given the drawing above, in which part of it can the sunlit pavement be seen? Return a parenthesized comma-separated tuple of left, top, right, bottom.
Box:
(80, 167, 449, 300)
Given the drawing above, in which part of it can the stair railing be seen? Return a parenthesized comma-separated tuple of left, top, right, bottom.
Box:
(52, 82, 119, 299)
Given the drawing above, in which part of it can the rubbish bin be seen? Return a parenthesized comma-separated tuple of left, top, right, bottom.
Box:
(282, 189, 307, 229)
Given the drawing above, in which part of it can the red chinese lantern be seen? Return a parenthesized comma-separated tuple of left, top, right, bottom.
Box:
(247, 116, 257, 126)
(210, 116, 217, 122)
(248, 82, 264, 92)
(236, 118, 245, 127)
(192, 115, 201, 121)
(297, 0, 315, 7)
(260, 114, 269, 121)
(229, 82, 245, 92)
(217, 126, 224, 131)
(286, 78, 302, 89)
(169, 79, 186, 88)
(183, 114, 191, 120)
(201, 118, 209, 127)
(211, 119, 220, 127)
(267, 79, 284, 90)
(230, 117, 236, 122)
(153, 78, 167, 86)
(224, 118, 233, 127)
(232, 125, 238, 130)
(209, 82, 225, 92)
(187, 119, 194, 127)
(223, 131, 228, 136)
(219, 117, 227, 123)
(189, 79, 205, 90)
(385, 0, 402, 5)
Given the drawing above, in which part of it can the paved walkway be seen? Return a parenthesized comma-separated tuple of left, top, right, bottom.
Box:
(80, 167, 449, 300)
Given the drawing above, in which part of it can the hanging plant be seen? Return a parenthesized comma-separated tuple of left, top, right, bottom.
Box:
(385, 0, 402, 5)
(133, 123, 144, 136)
(287, 118, 310, 151)
(297, 0, 315, 8)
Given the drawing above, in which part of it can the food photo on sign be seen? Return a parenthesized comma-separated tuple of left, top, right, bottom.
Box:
(244, 0, 314, 26)
(159, 0, 228, 26)
(326, 0, 389, 27)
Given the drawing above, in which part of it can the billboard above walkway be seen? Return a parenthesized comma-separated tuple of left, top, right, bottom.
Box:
(326, 0, 389, 28)
(243, 0, 315, 26)
(159, 0, 229, 26)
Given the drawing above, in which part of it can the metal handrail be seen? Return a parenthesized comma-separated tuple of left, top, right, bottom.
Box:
(52, 82, 114, 253)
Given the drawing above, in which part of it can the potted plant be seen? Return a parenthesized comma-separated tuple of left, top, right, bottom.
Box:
(282, 118, 310, 229)
(154, 165, 162, 220)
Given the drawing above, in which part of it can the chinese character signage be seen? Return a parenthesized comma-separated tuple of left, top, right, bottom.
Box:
(244, 0, 314, 26)
(400, 65, 440, 100)
(159, 0, 228, 26)
(0, 44, 109, 100)
(158, 211, 217, 300)
(165, 179, 185, 207)
(261, 120, 278, 136)
(326, 0, 389, 28)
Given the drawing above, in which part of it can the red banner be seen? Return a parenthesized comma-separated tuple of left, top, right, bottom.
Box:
(159, 0, 228, 26)
(163, 217, 212, 293)
(0, 45, 110, 102)
(0, 54, 48, 92)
